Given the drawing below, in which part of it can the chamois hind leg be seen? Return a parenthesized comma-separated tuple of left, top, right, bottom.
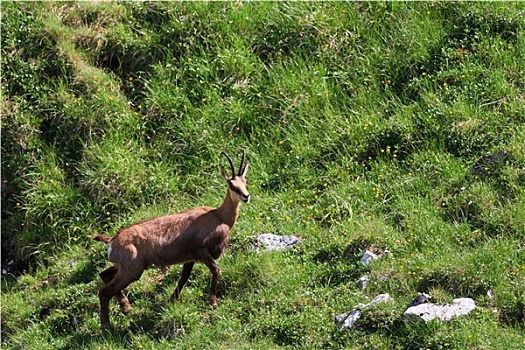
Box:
(98, 266, 143, 329)
(170, 262, 195, 302)
(99, 266, 131, 314)
(99, 266, 118, 284)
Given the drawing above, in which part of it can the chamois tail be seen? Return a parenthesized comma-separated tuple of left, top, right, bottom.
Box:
(93, 234, 112, 244)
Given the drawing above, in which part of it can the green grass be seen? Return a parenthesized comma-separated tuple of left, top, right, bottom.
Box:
(2, 1, 525, 349)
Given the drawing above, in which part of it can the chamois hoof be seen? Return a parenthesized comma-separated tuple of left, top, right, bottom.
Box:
(208, 296, 218, 308)
(101, 320, 111, 331)
(120, 303, 131, 315)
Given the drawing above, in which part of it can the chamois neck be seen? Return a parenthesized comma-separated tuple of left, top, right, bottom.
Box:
(216, 191, 240, 227)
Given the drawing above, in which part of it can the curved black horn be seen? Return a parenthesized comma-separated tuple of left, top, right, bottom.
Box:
(238, 150, 246, 176)
(221, 152, 235, 177)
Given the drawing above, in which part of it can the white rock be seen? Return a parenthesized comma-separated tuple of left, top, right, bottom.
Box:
(253, 233, 300, 252)
(360, 250, 379, 264)
(404, 298, 476, 322)
(336, 294, 393, 332)
(357, 293, 393, 309)
(338, 309, 361, 332)
(334, 313, 348, 324)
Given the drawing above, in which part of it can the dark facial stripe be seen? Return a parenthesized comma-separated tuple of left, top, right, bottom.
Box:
(229, 184, 243, 195)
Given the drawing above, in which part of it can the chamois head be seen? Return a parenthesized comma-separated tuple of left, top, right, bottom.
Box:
(221, 150, 250, 203)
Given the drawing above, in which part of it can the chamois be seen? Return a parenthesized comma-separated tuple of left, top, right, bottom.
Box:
(93, 151, 250, 329)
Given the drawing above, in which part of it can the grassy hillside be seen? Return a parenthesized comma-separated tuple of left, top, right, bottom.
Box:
(2, 1, 525, 349)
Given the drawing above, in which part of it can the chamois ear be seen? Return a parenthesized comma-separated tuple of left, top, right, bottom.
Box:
(220, 165, 230, 182)
(240, 163, 249, 178)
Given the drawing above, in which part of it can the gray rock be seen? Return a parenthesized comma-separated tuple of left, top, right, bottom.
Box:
(409, 293, 432, 307)
(404, 298, 476, 322)
(337, 294, 393, 332)
(253, 233, 300, 252)
(356, 274, 371, 290)
(337, 309, 361, 332)
(360, 250, 379, 264)
(378, 274, 390, 282)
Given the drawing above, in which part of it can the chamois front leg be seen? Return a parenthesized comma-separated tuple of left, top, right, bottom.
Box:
(170, 262, 195, 301)
(201, 256, 220, 307)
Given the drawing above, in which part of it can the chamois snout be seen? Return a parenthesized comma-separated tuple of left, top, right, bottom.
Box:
(238, 191, 250, 203)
